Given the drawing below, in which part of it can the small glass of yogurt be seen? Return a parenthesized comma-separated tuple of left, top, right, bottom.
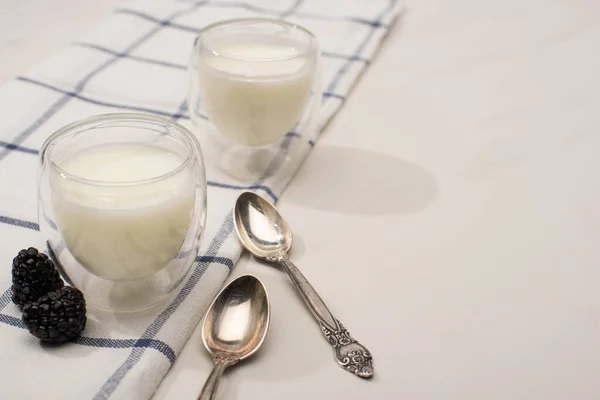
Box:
(38, 113, 207, 312)
(188, 18, 321, 180)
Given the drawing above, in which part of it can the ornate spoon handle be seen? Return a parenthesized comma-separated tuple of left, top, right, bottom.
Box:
(278, 256, 374, 378)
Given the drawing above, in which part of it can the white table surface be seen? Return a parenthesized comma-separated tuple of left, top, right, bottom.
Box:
(3, 0, 600, 399)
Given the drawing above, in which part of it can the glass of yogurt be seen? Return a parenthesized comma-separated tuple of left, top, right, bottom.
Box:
(188, 18, 321, 180)
(38, 113, 207, 312)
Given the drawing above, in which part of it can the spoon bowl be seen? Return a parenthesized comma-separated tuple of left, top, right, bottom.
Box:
(199, 274, 270, 399)
(234, 191, 292, 260)
(203, 274, 270, 359)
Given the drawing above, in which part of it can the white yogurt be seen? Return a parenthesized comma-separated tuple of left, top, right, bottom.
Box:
(50, 143, 195, 281)
(198, 41, 314, 146)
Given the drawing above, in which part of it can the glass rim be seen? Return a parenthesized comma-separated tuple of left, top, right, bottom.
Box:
(41, 113, 198, 187)
(196, 17, 318, 62)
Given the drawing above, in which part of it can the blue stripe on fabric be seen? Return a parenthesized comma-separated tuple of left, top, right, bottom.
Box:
(94, 213, 235, 399)
(0, 289, 13, 312)
(351, 17, 386, 28)
(196, 255, 234, 269)
(0, 215, 39, 231)
(0, 311, 176, 362)
(75, 337, 176, 363)
(323, 92, 346, 101)
(0, 141, 38, 154)
(16, 77, 189, 120)
(0, 314, 24, 328)
(171, 99, 190, 123)
(322, 51, 370, 64)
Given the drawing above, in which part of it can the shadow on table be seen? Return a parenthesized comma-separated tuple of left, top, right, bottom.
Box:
(285, 144, 439, 215)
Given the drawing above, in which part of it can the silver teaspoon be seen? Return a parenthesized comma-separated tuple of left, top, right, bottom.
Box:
(199, 274, 270, 400)
(233, 192, 374, 379)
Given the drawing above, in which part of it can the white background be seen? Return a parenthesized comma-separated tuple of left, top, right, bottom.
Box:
(1, 0, 600, 399)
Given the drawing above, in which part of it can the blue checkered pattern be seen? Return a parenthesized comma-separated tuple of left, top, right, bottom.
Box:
(0, 0, 402, 398)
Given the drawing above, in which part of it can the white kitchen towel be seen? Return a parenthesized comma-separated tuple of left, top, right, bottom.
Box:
(0, 0, 402, 398)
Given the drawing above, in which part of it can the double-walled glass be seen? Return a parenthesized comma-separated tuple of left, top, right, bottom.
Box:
(38, 113, 207, 312)
(188, 18, 321, 180)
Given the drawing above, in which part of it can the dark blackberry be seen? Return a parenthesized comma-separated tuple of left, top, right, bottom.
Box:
(11, 247, 64, 307)
(22, 286, 87, 343)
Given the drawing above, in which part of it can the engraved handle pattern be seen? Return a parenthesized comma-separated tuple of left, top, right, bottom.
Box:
(320, 319, 374, 379)
(278, 257, 374, 378)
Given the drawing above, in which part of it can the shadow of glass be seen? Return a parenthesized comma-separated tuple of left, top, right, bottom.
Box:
(286, 145, 438, 215)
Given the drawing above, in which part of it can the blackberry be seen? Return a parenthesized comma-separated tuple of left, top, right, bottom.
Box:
(22, 286, 87, 343)
(11, 247, 64, 307)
